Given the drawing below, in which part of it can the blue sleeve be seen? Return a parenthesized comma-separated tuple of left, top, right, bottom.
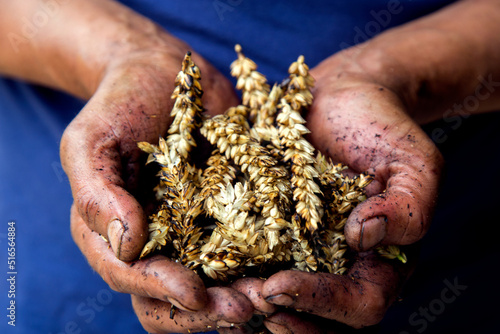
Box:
(121, 0, 455, 83)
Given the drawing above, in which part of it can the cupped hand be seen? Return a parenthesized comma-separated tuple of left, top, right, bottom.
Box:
(60, 37, 240, 327)
(307, 55, 443, 251)
(263, 250, 415, 329)
(232, 49, 441, 329)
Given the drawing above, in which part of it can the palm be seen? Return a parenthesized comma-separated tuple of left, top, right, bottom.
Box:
(306, 69, 443, 250)
(251, 76, 435, 328)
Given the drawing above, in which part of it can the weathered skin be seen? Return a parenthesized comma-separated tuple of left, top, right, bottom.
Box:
(261, 250, 415, 329)
(307, 74, 443, 252)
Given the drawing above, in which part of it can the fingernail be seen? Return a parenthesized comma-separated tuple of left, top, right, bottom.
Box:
(167, 297, 197, 312)
(359, 216, 387, 250)
(265, 293, 295, 306)
(108, 219, 124, 259)
(264, 320, 292, 334)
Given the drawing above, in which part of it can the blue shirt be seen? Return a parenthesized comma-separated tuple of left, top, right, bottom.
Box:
(4, 1, 499, 333)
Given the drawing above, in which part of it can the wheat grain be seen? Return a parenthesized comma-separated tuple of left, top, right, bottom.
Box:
(230, 44, 270, 123)
(137, 49, 406, 282)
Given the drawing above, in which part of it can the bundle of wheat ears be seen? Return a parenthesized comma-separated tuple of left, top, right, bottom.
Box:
(137, 45, 406, 282)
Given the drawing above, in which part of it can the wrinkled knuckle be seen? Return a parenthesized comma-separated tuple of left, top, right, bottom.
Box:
(421, 140, 444, 174)
(401, 210, 427, 243)
(60, 121, 85, 169)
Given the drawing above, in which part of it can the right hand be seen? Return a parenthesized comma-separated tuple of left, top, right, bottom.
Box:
(61, 37, 237, 261)
(57, 5, 248, 330)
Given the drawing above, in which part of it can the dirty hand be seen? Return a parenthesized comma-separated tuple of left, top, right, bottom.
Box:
(2, 0, 251, 331)
(60, 40, 238, 261)
(230, 249, 415, 331)
(62, 40, 263, 329)
(261, 254, 412, 334)
(240, 43, 443, 328)
(54, 1, 242, 330)
(229, 0, 500, 329)
(307, 57, 443, 252)
(61, 45, 244, 330)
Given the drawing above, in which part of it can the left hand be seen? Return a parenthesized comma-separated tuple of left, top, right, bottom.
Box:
(229, 43, 438, 329)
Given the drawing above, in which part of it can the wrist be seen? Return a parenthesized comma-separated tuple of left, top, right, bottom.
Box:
(312, 44, 414, 112)
(322, 0, 500, 124)
(47, 3, 186, 100)
(319, 30, 477, 125)
(1, 0, 189, 100)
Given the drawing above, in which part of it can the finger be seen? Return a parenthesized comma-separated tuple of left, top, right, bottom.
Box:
(345, 158, 441, 251)
(231, 277, 277, 315)
(342, 128, 443, 251)
(71, 205, 208, 311)
(262, 251, 412, 329)
(132, 287, 254, 333)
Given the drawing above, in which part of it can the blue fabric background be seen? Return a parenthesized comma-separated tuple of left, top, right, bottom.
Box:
(2, 1, 498, 333)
